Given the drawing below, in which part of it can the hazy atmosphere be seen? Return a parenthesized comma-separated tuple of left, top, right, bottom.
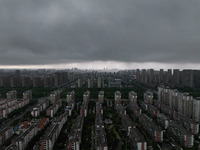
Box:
(0, 0, 200, 69)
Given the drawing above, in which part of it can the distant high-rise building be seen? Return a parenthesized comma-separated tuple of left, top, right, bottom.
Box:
(166, 69, 172, 84)
(78, 79, 81, 88)
(136, 69, 140, 81)
(149, 69, 154, 83)
(98, 76, 101, 88)
(33, 77, 42, 87)
(33, 71, 39, 78)
(22, 77, 32, 87)
(173, 69, 180, 85)
(54, 72, 59, 87)
(15, 70, 20, 77)
(159, 69, 164, 83)
(182, 70, 194, 88)
(88, 79, 91, 88)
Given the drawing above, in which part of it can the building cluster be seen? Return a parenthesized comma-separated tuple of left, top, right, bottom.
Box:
(128, 90, 195, 148)
(95, 102, 107, 150)
(78, 76, 104, 88)
(66, 102, 87, 150)
(116, 102, 147, 150)
(139, 114, 164, 142)
(0, 90, 31, 118)
(158, 86, 200, 124)
(135, 69, 200, 88)
(0, 70, 70, 88)
(34, 112, 68, 150)
(5, 118, 49, 150)
(143, 86, 197, 147)
(168, 120, 194, 147)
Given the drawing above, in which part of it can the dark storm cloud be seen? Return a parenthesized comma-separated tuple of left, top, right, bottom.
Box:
(0, 0, 200, 65)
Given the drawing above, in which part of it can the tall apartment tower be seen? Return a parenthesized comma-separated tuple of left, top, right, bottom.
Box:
(193, 97, 200, 122)
(98, 76, 101, 88)
(23, 90, 32, 100)
(180, 93, 193, 118)
(66, 91, 75, 103)
(6, 90, 17, 100)
(169, 89, 179, 110)
(83, 91, 90, 103)
(50, 91, 61, 104)
(144, 91, 153, 104)
(129, 91, 137, 104)
(98, 91, 104, 103)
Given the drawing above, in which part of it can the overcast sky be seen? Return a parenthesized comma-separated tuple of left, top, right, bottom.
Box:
(0, 0, 200, 69)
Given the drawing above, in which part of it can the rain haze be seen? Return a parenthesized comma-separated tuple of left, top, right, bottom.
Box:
(0, 0, 200, 69)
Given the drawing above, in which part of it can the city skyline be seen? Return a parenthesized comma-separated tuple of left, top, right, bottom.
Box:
(0, 0, 200, 69)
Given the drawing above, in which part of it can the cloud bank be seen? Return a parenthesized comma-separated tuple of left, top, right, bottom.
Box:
(0, 0, 200, 65)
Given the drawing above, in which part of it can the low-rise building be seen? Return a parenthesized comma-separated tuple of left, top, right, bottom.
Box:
(46, 100, 62, 118)
(139, 114, 163, 142)
(66, 115, 84, 150)
(36, 112, 68, 150)
(157, 113, 170, 129)
(128, 103, 142, 117)
(147, 104, 159, 118)
(129, 127, 147, 150)
(173, 111, 199, 134)
(95, 102, 107, 150)
(0, 127, 13, 145)
(168, 121, 194, 148)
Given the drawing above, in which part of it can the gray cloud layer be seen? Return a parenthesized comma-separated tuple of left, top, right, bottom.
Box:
(0, 0, 200, 65)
